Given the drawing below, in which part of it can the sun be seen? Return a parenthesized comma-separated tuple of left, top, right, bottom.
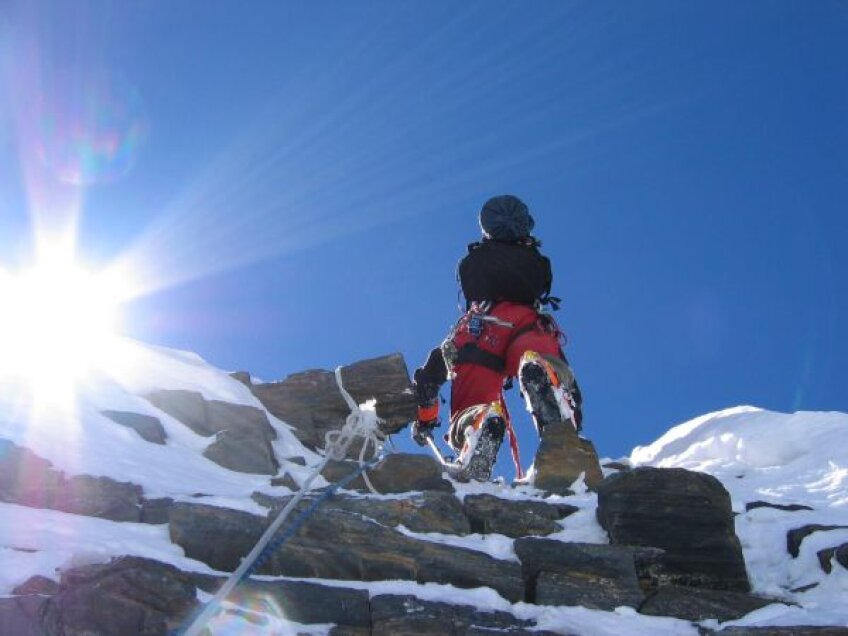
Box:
(0, 241, 128, 401)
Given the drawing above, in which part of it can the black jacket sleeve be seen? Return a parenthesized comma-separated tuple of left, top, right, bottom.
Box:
(413, 347, 448, 406)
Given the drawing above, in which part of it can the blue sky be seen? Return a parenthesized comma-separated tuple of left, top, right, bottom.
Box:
(1, 1, 846, 473)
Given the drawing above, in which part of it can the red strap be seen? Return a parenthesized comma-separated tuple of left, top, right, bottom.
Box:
(499, 394, 523, 480)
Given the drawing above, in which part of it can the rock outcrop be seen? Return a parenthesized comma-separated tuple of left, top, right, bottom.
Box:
(596, 466, 751, 592)
(531, 421, 604, 493)
(145, 389, 281, 474)
(247, 353, 417, 454)
(2, 353, 835, 635)
(0, 440, 143, 521)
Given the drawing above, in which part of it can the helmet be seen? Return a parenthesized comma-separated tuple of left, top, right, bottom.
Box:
(479, 194, 535, 241)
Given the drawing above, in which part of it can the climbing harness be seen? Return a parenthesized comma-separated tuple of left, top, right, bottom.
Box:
(179, 367, 387, 636)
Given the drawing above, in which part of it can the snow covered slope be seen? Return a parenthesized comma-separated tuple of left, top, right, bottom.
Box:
(1, 340, 846, 634)
(0, 337, 319, 503)
(632, 406, 848, 629)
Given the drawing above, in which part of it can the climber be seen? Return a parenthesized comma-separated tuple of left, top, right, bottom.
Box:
(411, 194, 583, 482)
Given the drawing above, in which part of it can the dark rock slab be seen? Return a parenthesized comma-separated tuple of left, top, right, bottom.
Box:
(230, 370, 252, 386)
(41, 556, 197, 636)
(639, 585, 781, 621)
(170, 502, 525, 602)
(144, 389, 209, 435)
(145, 390, 276, 440)
(532, 422, 604, 493)
(0, 440, 143, 521)
(745, 501, 814, 513)
(250, 353, 417, 453)
(101, 410, 167, 444)
(515, 538, 643, 609)
(192, 573, 370, 628)
(145, 390, 280, 474)
(270, 473, 300, 490)
(787, 524, 848, 558)
(370, 595, 562, 636)
(253, 490, 470, 535)
(596, 466, 750, 592)
(13, 575, 60, 596)
(140, 497, 174, 525)
(322, 453, 454, 493)
(817, 542, 848, 573)
(0, 595, 45, 636)
(463, 494, 577, 537)
(169, 503, 263, 573)
(59, 474, 143, 521)
(203, 428, 279, 474)
(0, 440, 63, 507)
(632, 546, 668, 592)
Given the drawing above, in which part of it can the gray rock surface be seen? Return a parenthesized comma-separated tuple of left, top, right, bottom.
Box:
(370, 595, 563, 636)
(253, 490, 471, 535)
(40, 556, 197, 636)
(817, 542, 848, 573)
(515, 538, 644, 609)
(745, 500, 814, 513)
(463, 493, 578, 537)
(145, 389, 280, 474)
(639, 585, 781, 621)
(0, 595, 45, 636)
(169, 502, 525, 602)
(321, 453, 454, 494)
(531, 422, 604, 493)
(0, 440, 142, 521)
(145, 389, 275, 439)
(140, 497, 174, 524)
(249, 353, 417, 453)
(192, 573, 371, 629)
(596, 467, 750, 592)
(203, 428, 279, 474)
(101, 410, 167, 444)
(787, 524, 848, 558)
(13, 575, 60, 596)
(60, 474, 143, 521)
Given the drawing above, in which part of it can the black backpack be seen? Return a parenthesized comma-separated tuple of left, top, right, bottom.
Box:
(457, 238, 554, 310)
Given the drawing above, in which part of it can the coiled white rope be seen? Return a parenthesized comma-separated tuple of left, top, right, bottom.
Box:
(181, 367, 386, 636)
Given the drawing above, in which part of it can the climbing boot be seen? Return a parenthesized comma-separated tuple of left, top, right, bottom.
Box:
(446, 403, 506, 482)
(518, 351, 579, 434)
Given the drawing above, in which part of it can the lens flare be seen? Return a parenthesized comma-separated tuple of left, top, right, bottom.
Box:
(0, 241, 130, 406)
(35, 69, 148, 186)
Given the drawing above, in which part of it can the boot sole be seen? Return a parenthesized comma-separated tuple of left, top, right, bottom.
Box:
(448, 416, 505, 482)
(520, 361, 568, 434)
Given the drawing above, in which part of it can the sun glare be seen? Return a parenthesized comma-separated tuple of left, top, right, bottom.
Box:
(0, 245, 126, 400)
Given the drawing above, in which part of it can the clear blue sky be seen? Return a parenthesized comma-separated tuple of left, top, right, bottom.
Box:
(1, 1, 846, 472)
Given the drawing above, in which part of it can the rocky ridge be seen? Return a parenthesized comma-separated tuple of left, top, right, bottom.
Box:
(0, 352, 846, 635)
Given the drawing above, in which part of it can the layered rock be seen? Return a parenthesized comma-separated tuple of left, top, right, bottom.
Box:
(531, 421, 604, 493)
(144, 390, 279, 474)
(247, 353, 417, 454)
(169, 502, 526, 602)
(0, 440, 142, 521)
(40, 557, 197, 636)
(596, 466, 750, 592)
(101, 410, 167, 445)
(463, 494, 578, 537)
(320, 454, 453, 494)
(515, 538, 644, 609)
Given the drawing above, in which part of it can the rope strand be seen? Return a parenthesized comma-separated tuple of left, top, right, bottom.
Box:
(179, 367, 386, 636)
